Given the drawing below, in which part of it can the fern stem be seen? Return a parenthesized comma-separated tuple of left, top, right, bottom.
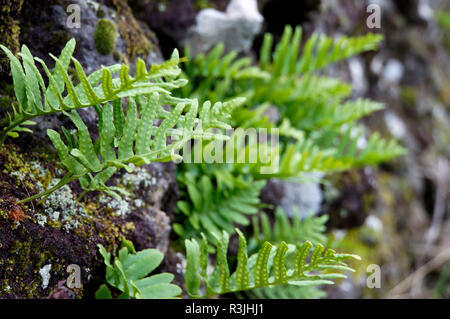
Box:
(76, 190, 89, 202)
(17, 174, 77, 204)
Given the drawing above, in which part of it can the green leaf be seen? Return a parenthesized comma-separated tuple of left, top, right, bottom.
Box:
(95, 284, 113, 299)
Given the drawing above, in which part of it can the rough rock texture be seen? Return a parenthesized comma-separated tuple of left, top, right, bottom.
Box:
(19, 0, 162, 75)
(262, 176, 323, 218)
(0, 138, 177, 298)
(0, 0, 177, 299)
(128, 0, 231, 57)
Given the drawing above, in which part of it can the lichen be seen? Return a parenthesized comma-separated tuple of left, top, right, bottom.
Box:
(94, 18, 118, 55)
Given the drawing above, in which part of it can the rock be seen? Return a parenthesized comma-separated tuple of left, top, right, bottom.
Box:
(48, 280, 77, 299)
(126, 206, 171, 253)
(184, 0, 264, 56)
(128, 0, 230, 56)
(19, 0, 162, 75)
(260, 174, 323, 218)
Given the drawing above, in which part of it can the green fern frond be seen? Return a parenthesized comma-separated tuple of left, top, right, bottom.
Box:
(185, 229, 360, 298)
(260, 25, 383, 75)
(0, 38, 185, 142)
(180, 43, 269, 103)
(18, 95, 242, 203)
(252, 208, 328, 247)
(316, 125, 407, 167)
(174, 169, 265, 239)
(96, 240, 181, 299)
(286, 98, 385, 131)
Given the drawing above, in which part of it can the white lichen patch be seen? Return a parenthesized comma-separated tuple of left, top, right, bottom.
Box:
(121, 164, 155, 190)
(134, 198, 144, 208)
(99, 195, 130, 217)
(39, 264, 52, 289)
(29, 160, 49, 178)
(36, 179, 88, 231)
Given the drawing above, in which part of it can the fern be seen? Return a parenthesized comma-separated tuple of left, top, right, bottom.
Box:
(174, 167, 265, 239)
(18, 95, 244, 203)
(0, 38, 185, 142)
(180, 43, 269, 103)
(251, 208, 328, 247)
(185, 229, 360, 298)
(96, 240, 181, 299)
(315, 124, 407, 167)
(244, 209, 329, 300)
(178, 25, 405, 177)
(259, 26, 383, 75)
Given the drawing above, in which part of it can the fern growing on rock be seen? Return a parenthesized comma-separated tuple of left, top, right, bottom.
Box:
(185, 229, 360, 298)
(0, 38, 246, 203)
(178, 25, 406, 173)
(19, 94, 244, 203)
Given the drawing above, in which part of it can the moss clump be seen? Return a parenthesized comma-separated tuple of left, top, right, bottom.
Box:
(94, 18, 118, 55)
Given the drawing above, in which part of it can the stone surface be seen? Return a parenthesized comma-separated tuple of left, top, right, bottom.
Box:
(184, 0, 264, 56)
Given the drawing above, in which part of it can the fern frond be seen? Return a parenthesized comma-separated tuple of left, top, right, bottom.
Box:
(287, 98, 385, 131)
(0, 39, 185, 142)
(174, 169, 265, 239)
(185, 229, 360, 298)
(18, 95, 240, 203)
(316, 125, 408, 167)
(260, 25, 383, 75)
(252, 208, 328, 247)
(180, 43, 269, 103)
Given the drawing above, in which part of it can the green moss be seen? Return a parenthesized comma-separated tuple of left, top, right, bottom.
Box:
(96, 8, 106, 19)
(113, 50, 121, 62)
(94, 18, 118, 55)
